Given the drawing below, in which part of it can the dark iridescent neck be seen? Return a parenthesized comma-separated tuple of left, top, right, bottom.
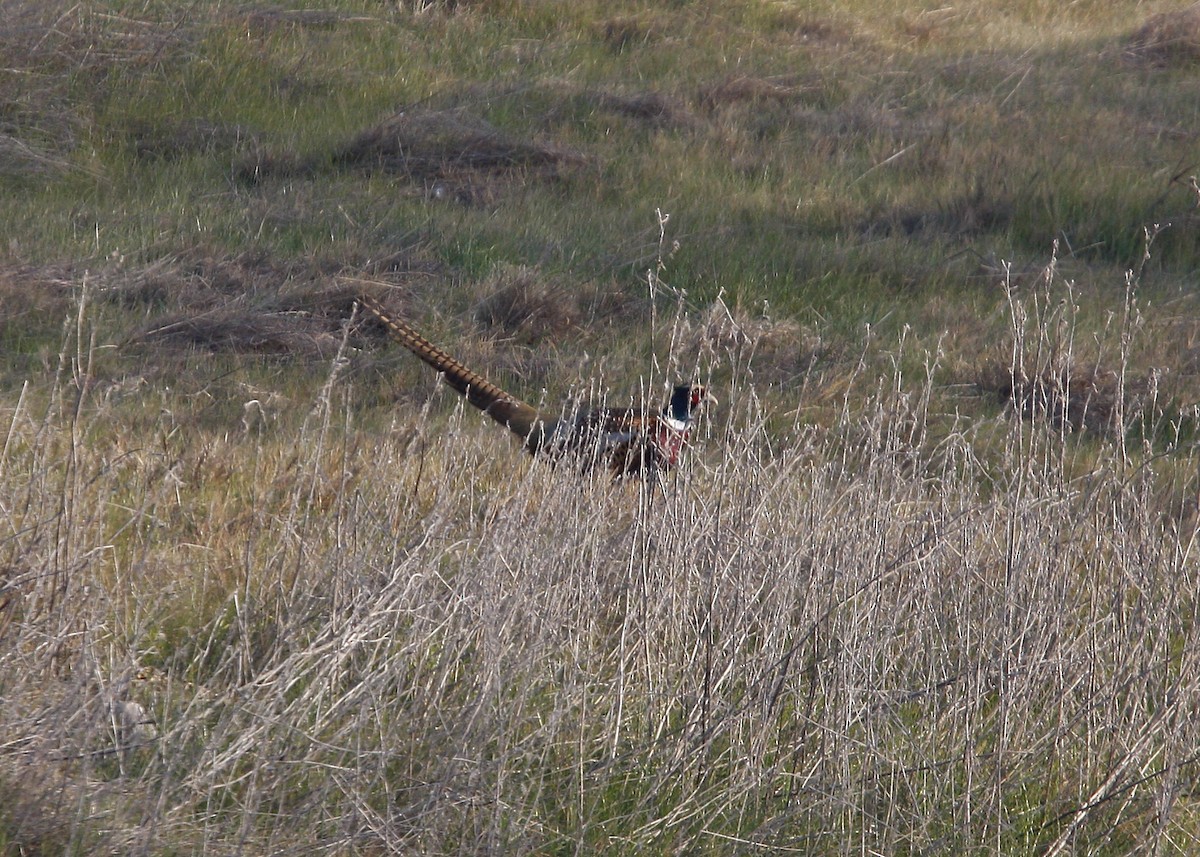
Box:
(664, 385, 696, 422)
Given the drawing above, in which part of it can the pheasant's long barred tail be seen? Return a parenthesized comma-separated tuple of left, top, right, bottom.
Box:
(358, 295, 715, 479)
(358, 295, 510, 407)
(358, 294, 546, 446)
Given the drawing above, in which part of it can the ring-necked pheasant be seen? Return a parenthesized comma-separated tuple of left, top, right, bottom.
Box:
(359, 295, 714, 478)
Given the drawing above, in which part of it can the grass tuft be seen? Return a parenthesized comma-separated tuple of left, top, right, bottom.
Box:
(1125, 4, 1200, 68)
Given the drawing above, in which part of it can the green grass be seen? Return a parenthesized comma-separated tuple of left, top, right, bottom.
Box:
(4, 0, 1200, 853)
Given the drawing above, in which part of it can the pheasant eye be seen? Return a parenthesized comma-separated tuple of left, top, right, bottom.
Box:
(690, 387, 704, 406)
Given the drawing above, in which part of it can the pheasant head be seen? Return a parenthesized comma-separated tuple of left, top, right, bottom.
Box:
(663, 384, 717, 427)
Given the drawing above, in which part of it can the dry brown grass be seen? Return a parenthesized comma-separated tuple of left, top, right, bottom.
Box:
(1125, 4, 1200, 68)
(683, 302, 829, 387)
(0, 1, 195, 75)
(0, 0, 199, 178)
(334, 107, 588, 182)
(976, 360, 1128, 434)
(699, 75, 817, 109)
(135, 306, 342, 356)
(242, 105, 591, 199)
(128, 118, 261, 161)
(596, 15, 665, 52)
(0, 135, 78, 179)
(470, 263, 581, 344)
(0, 249, 443, 356)
(0, 264, 75, 320)
(6, 1, 1200, 852)
(4, 286, 1198, 854)
(1, 387, 1196, 853)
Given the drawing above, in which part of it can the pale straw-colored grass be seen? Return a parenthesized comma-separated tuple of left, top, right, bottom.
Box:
(2, 277, 1199, 855)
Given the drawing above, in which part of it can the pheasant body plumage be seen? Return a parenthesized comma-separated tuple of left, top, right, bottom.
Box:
(359, 295, 713, 478)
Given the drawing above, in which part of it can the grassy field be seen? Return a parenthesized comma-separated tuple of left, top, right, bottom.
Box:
(3, 1, 1200, 854)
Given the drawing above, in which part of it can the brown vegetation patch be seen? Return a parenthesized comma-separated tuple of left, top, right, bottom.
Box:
(0, 763, 90, 855)
(240, 105, 590, 191)
(976, 361, 1139, 434)
(0, 263, 77, 344)
(517, 81, 697, 134)
(686, 304, 828, 385)
(235, 7, 369, 34)
(588, 90, 692, 129)
(118, 262, 344, 356)
(860, 188, 1014, 239)
(700, 76, 816, 109)
(0, 248, 440, 360)
(469, 264, 641, 345)
(130, 119, 261, 161)
(1125, 5, 1200, 67)
(0, 3, 194, 163)
(123, 251, 431, 356)
(137, 306, 343, 356)
(471, 265, 581, 345)
(234, 146, 306, 184)
(0, 134, 77, 178)
(0, 1, 194, 75)
(0, 668, 161, 854)
(597, 16, 663, 52)
(331, 108, 588, 182)
(105, 251, 312, 310)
